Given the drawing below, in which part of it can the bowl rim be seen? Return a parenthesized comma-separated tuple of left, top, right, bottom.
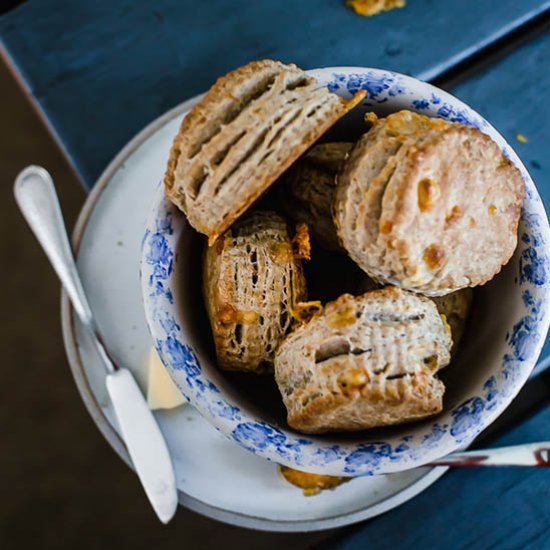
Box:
(140, 66, 550, 476)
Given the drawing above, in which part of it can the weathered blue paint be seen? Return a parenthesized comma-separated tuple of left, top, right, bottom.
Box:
(0, 0, 549, 185)
(331, 400, 550, 550)
(2, 2, 550, 543)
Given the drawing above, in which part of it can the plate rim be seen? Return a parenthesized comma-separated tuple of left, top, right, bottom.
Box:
(60, 92, 448, 533)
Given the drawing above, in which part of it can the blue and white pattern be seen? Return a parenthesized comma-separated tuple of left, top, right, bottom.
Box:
(140, 68, 550, 477)
(321, 69, 488, 131)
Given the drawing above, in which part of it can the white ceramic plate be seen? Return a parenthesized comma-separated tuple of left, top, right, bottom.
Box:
(61, 97, 447, 532)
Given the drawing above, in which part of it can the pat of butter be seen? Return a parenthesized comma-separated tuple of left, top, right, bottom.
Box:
(147, 347, 186, 410)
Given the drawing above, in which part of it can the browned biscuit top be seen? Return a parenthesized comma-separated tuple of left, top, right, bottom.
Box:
(335, 111, 525, 296)
(274, 286, 451, 433)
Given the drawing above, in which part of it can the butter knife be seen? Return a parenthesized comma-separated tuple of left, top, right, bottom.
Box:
(14, 166, 178, 524)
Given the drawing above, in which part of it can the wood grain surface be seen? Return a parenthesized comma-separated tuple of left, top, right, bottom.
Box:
(0, 0, 548, 184)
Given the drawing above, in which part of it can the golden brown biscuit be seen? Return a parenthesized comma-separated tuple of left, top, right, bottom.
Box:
(359, 280, 472, 355)
(274, 287, 451, 433)
(334, 111, 525, 296)
(432, 288, 473, 356)
(203, 211, 307, 373)
(281, 142, 353, 251)
(165, 60, 364, 242)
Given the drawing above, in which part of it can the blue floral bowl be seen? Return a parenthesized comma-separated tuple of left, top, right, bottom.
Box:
(141, 67, 550, 476)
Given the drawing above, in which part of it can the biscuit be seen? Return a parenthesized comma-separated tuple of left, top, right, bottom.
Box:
(274, 287, 451, 433)
(166, 60, 364, 242)
(281, 142, 353, 251)
(203, 210, 307, 372)
(334, 111, 525, 296)
(357, 281, 472, 355)
(432, 288, 473, 356)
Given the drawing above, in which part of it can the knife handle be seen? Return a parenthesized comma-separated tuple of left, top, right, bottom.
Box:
(14, 165, 115, 372)
(14, 166, 94, 327)
(106, 369, 178, 523)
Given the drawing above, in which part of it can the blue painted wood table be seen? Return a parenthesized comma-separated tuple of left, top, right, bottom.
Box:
(2, 1, 550, 547)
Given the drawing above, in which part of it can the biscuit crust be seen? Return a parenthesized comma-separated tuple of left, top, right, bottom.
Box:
(203, 211, 307, 372)
(335, 111, 525, 296)
(432, 288, 473, 356)
(281, 142, 353, 251)
(274, 287, 451, 433)
(166, 60, 363, 242)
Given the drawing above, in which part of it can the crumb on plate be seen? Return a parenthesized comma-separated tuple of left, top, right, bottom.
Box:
(278, 465, 350, 496)
(516, 133, 528, 144)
